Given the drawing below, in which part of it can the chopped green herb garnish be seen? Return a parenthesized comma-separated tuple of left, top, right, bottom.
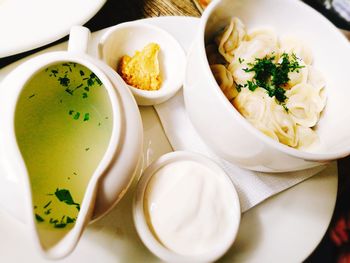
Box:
(28, 94, 36, 99)
(54, 188, 80, 211)
(91, 73, 102, 85)
(44, 209, 52, 215)
(282, 104, 289, 112)
(82, 92, 88, 99)
(35, 214, 44, 222)
(240, 52, 304, 103)
(48, 215, 76, 228)
(51, 70, 58, 77)
(73, 172, 77, 175)
(236, 83, 243, 92)
(95, 77, 102, 86)
(58, 76, 70, 87)
(50, 218, 59, 224)
(247, 80, 258, 91)
(65, 88, 73, 95)
(74, 84, 83, 91)
(62, 63, 73, 72)
(86, 73, 102, 87)
(274, 86, 287, 102)
(55, 189, 74, 204)
(50, 218, 58, 224)
(85, 147, 90, 151)
(83, 113, 90, 122)
(73, 112, 80, 120)
(84, 87, 89, 92)
(80, 70, 85, 76)
(54, 223, 67, 228)
(69, 110, 74, 115)
(55, 189, 76, 205)
(43, 201, 52, 209)
(87, 78, 94, 87)
(66, 217, 75, 224)
(238, 57, 244, 64)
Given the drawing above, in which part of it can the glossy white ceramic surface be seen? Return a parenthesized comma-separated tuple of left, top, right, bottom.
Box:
(0, 17, 337, 263)
(0, 0, 106, 58)
(0, 26, 143, 258)
(98, 22, 186, 106)
(133, 151, 241, 262)
(184, 0, 350, 172)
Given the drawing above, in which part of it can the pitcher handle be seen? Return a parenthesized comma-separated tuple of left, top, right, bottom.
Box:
(68, 26, 91, 54)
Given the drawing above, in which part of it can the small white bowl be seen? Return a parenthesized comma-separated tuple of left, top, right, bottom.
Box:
(98, 21, 186, 106)
(133, 151, 241, 263)
(184, 0, 350, 172)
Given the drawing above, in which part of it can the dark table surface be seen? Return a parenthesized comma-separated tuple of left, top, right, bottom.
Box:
(1, 0, 350, 262)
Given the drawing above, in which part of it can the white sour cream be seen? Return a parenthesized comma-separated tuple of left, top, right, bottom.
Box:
(144, 160, 237, 257)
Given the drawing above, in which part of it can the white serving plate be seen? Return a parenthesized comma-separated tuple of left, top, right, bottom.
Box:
(0, 17, 338, 263)
(0, 0, 106, 58)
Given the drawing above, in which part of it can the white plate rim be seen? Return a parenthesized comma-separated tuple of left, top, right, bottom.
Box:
(0, 16, 338, 263)
(0, 0, 106, 58)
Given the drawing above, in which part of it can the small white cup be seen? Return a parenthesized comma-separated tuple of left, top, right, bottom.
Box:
(133, 151, 241, 263)
(98, 21, 187, 106)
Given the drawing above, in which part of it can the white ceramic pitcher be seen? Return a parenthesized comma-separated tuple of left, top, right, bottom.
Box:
(0, 26, 143, 259)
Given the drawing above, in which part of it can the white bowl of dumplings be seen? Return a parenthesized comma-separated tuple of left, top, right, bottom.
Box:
(184, 0, 350, 172)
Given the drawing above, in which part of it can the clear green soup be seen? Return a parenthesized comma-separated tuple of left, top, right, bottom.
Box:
(15, 62, 113, 237)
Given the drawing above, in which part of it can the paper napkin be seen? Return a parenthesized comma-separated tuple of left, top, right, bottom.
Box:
(154, 90, 327, 212)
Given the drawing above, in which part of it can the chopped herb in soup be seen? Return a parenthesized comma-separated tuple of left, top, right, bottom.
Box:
(15, 62, 113, 233)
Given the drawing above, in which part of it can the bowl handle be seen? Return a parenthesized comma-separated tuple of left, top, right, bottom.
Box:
(68, 26, 91, 54)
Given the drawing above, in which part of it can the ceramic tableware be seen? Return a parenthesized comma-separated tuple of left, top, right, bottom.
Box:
(0, 26, 143, 259)
(133, 151, 241, 262)
(0, 0, 106, 58)
(184, 0, 350, 172)
(98, 22, 186, 106)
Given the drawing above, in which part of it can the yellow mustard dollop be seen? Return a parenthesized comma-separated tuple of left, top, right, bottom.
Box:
(118, 43, 162, 91)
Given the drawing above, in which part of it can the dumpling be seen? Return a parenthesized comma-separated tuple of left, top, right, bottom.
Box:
(307, 66, 327, 106)
(280, 57, 308, 90)
(228, 29, 279, 85)
(278, 37, 311, 89)
(233, 88, 297, 147)
(296, 125, 319, 150)
(247, 28, 279, 50)
(215, 17, 247, 63)
(279, 36, 313, 65)
(227, 60, 255, 86)
(286, 83, 326, 127)
(233, 88, 271, 122)
(233, 28, 279, 64)
(210, 64, 238, 100)
(250, 119, 279, 142)
(308, 66, 326, 90)
(206, 44, 225, 65)
(267, 99, 298, 147)
(212, 18, 326, 151)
